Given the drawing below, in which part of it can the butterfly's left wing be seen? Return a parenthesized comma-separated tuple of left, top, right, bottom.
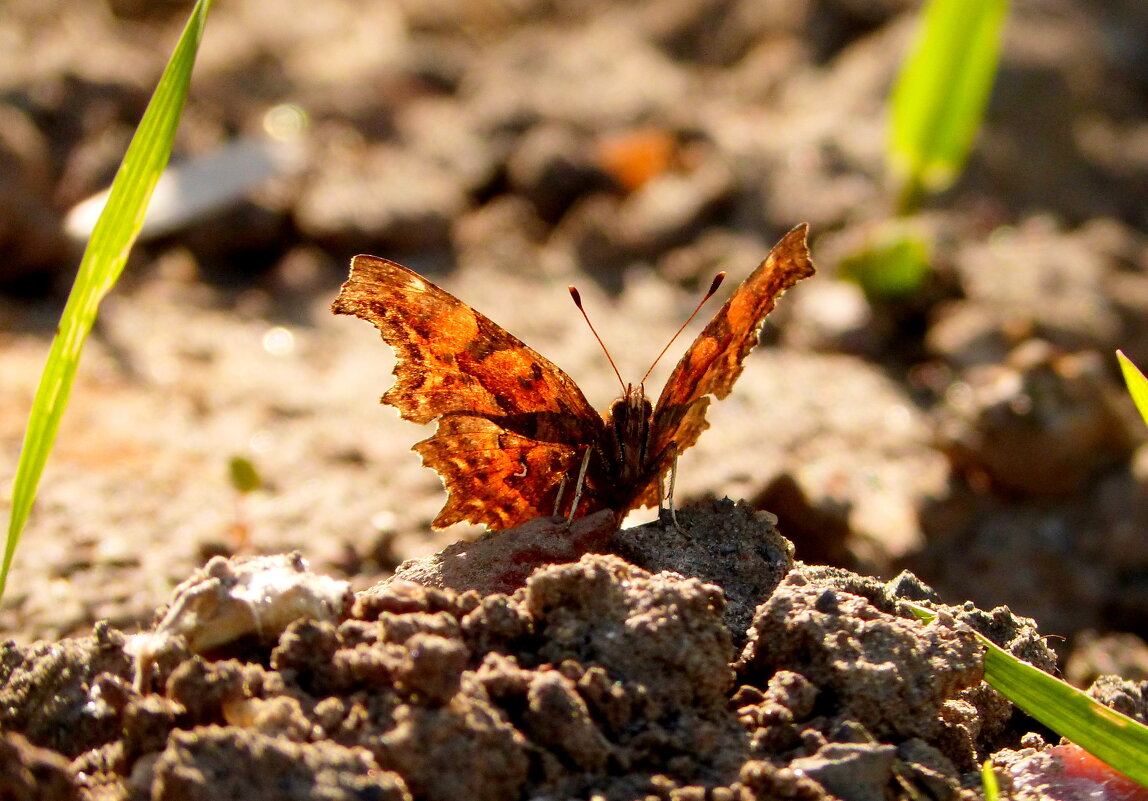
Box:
(644, 225, 814, 497)
(333, 256, 606, 530)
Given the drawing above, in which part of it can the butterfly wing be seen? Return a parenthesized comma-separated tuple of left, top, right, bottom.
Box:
(333, 256, 605, 530)
(642, 224, 814, 501)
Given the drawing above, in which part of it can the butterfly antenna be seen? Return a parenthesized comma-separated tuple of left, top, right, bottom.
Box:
(640, 272, 726, 384)
(569, 286, 626, 392)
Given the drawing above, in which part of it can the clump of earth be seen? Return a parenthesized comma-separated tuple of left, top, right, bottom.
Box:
(7, 500, 1139, 801)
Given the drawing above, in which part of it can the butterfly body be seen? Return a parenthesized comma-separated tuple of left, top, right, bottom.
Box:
(583, 385, 662, 516)
(333, 224, 814, 531)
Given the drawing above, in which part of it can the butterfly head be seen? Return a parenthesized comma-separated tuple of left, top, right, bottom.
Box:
(600, 382, 652, 467)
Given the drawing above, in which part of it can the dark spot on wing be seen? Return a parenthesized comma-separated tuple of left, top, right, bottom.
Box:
(491, 392, 517, 414)
(409, 310, 438, 341)
(465, 332, 511, 362)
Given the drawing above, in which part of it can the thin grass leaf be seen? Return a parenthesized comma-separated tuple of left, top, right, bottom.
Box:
(2, 0, 213, 601)
(228, 456, 262, 495)
(839, 220, 932, 298)
(982, 760, 1000, 801)
(908, 603, 1148, 788)
(1117, 350, 1148, 431)
(888, 0, 1008, 212)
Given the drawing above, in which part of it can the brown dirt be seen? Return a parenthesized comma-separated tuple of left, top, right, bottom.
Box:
(2, 502, 1056, 800)
(4, 1, 1148, 798)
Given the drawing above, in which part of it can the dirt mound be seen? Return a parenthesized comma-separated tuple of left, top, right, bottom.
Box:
(1, 502, 1057, 800)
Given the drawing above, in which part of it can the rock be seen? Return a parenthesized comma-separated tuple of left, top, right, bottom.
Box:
(935, 340, 1139, 497)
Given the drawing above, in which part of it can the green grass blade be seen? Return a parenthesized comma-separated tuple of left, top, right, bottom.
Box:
(908, 603, 1148, 787)
(983, 646, 1148, 786)
(982, 760, 1000, 801)
(888, 0, 1008, 211)
(839, 220, 932, 298)
(2, 0, 213, 601)
(228, 456, 262, 495)
(1117, 350, 1148, 431)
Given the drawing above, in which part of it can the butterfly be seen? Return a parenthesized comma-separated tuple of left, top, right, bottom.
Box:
(332, 224, 814, 530)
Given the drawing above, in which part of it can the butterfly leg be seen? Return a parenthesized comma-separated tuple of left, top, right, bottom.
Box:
(565, 447, 594, 523)
(657, 449, 683, 530)
(552, 474, 568, 518)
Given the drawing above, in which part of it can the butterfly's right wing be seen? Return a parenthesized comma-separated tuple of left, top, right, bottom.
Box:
(647, 225, 814, 481)
(333, 256, 606, 529)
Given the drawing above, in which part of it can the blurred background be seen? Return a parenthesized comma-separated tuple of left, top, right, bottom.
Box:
(3, 0, 1148, 684)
